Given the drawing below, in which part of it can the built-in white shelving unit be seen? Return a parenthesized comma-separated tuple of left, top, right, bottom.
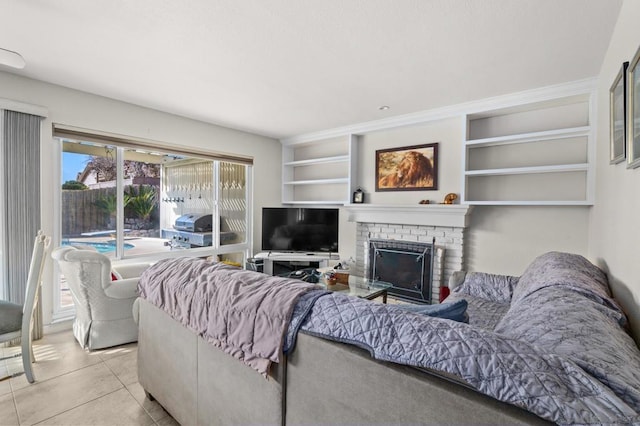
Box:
(279, 79, 597, 207)
(281, 135, 358, 204)
(462, 94, 595, 205)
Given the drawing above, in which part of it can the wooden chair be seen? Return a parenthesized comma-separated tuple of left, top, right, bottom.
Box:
(0, 231, 51, 383)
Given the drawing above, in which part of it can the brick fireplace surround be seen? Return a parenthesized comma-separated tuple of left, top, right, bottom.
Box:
(344, 204, 473, 303)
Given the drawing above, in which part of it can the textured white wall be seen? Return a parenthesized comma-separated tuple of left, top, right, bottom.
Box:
(466, 205, 588, 275)
(590, 0, 640, 342)
(0, 71, 282, 326)
(356, 119, 464, 206)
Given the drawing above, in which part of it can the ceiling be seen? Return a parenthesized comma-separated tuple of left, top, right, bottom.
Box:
(0, 0, 622, 140)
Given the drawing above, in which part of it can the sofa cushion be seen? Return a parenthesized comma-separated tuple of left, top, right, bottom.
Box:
(445, 293, 509, 331)
(393, 299, 469, 323)
(511, 251, 617, 310)
(452, 272, 518, 303)
(491, 252, 640, 414)
(0, 300, 22, 334)
(291, 291, 640, 424)
(493, 284, 640, 413)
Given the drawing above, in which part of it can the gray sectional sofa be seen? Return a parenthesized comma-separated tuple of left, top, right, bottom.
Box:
(135, 252, 640, 425)
(135, 298, 546, 425)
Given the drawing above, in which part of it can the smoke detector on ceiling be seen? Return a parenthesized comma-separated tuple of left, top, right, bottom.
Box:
(0, 48, 26, 69)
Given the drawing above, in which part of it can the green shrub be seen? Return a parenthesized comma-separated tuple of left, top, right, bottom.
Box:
(62, 180, 88, 190)
(126, 185, 157, 222)
(95, 193, 131, 215)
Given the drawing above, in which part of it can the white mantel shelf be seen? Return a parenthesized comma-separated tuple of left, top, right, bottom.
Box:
(343, 204, 473, 228)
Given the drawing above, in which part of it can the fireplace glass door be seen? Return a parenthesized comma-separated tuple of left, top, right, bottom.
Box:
(369, 239, 434, 303)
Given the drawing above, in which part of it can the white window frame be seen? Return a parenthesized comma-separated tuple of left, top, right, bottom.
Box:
(52, 137, 253, 321)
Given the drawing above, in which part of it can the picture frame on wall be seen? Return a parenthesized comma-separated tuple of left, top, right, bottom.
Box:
(627, 45, 640, 169)
(610, 61, 628, 164)
(375, 143, 438, 191)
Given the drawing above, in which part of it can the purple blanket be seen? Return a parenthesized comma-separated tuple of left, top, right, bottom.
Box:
(138, 257, 318, 375)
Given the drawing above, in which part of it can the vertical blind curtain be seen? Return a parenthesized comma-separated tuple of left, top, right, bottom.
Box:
(0, 110, 43, 339)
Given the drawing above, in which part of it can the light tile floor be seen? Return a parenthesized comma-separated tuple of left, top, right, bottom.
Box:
(0, 330, 178, 426)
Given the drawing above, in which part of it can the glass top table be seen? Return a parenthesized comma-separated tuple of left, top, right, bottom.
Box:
(278, 268, 393, 303)
(278, 268, 392, 303)
(323, 275, 392, 303)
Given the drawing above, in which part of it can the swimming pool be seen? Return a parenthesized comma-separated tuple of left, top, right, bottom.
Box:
(62, 241, 134, 254)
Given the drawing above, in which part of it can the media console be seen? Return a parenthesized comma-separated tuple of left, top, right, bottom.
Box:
(253, 252, 340, 276)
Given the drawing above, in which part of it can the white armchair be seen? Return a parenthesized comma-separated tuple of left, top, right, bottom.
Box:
(51, 246, 145, 350)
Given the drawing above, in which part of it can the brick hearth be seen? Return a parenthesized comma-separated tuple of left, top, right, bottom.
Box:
(344, 204, 472, 303)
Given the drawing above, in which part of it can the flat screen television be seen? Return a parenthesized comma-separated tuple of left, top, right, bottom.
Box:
(262, 207, 339, 253)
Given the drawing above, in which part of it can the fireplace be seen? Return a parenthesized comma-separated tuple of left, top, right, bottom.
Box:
(368, 239, 434, 303)
(345, 204, 472, 304)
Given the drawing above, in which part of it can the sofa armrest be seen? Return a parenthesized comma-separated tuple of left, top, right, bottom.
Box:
(103, 277, 139, 299)
(111, 263, 152, 279)
(450, 271, 519, 303)
(448, 271, 467, 291)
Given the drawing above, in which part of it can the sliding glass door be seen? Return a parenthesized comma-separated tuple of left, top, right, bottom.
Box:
(55, 137, 252, 317)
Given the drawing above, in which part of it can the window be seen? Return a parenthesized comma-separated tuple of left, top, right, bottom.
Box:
(55, 130, 253, 317)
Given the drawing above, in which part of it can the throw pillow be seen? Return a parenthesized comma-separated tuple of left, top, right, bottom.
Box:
(395, 299, 468, 323)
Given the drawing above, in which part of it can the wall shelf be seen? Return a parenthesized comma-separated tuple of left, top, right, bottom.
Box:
(466, 200, 592, 206)
(283, 178, 349, 185)
(281, 135, 358, 204)
(343, 204, 473, 227)
(281, 200, 346, 205)
(465, 126, 591, 147)
(465, 163, 588, 176)
(462, 94, 594, 206)
(283, 155, 349, 167)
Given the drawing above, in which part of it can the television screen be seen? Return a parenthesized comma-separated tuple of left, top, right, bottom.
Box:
(262, 207, 339, 253)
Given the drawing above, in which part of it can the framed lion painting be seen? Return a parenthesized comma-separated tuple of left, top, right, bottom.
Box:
(376, 143, 438, 191)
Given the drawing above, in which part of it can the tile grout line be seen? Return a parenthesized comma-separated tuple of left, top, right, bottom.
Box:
(102, 352, 162, 424)
(3, 345, 21, 425)
(6, 336, 162, 426)
(101, 350, 134, 390)
(10, 359, 101, 394)
(11, 388, 20, 426)
(7, 344, 106, 394)
(13, 360, 123, 425)
(31, 387, 126, 425)
(123, 384, 167, 426)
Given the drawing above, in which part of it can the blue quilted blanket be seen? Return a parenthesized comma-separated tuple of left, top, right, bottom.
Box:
(285, 252, 640, 425)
